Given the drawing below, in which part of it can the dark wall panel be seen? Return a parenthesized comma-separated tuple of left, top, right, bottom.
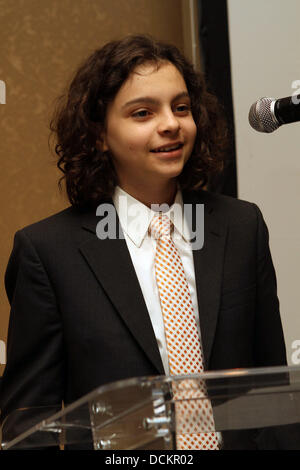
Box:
(198, 0, 237, 197)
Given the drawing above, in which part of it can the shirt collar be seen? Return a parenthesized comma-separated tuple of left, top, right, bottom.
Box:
(112, 186, 191, 247)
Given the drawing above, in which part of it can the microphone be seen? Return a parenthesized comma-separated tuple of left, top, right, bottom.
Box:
(248, 94, 300, 133)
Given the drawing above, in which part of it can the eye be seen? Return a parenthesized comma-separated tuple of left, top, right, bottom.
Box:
(132, 109, 152, 119)
(174, 104, 191, 114)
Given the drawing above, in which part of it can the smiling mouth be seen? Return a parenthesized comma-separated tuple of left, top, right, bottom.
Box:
(150, 143, 183, 153)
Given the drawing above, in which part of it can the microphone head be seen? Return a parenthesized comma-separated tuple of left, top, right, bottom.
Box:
(248, 97, 280, 133)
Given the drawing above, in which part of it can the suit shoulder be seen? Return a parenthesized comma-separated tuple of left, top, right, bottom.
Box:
(189, 190, 261, 227)
(185, 190, 264, 235)
(17, 206, 83, 245)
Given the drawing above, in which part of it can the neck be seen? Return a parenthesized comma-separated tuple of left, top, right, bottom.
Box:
(118, 179, 178, 208)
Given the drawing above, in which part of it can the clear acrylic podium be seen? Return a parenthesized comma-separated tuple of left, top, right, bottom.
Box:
(1, 365, 300, 450)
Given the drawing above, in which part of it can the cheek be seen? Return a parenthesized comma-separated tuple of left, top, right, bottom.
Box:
(107, 131, 134, 155)
(184, 121, 197, 162)
(190, 120, 197, 143)
(127, 134, 149, 152)
(106, 121, 151, 155)
(111, 137, 144, 159)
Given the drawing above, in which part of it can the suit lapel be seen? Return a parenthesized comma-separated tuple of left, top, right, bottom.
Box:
(78, 189, 227, 375)
(183, 190, 228, 368)
(79, 204, 165, 375)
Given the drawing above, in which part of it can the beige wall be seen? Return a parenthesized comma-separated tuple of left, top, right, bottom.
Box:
(0, 0, 187, 374)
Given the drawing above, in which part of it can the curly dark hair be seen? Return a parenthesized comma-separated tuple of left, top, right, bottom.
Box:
(50, 34, 228, 208)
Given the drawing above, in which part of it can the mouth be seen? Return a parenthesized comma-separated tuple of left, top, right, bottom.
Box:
(150, 142, 184, 153)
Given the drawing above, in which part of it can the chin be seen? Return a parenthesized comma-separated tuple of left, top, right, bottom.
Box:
(165, 162, 185, 177)
(150, 159, 186, 181)
(159, 170, 184, 182)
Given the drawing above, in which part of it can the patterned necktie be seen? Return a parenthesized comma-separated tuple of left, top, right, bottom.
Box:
(149, 213, 219, 450)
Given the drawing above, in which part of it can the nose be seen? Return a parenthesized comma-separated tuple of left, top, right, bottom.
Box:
(157, 108, 180, 135)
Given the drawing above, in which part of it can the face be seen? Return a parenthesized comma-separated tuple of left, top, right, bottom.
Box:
(101, 61, 197, 197)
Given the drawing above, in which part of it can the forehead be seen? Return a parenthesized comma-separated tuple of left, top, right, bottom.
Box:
(114, 61, 188, 104)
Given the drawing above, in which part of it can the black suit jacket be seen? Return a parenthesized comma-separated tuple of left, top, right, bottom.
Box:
(0, 190, 287, 448)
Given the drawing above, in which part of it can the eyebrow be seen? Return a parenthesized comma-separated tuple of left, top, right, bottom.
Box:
(121, 91, 191, 110)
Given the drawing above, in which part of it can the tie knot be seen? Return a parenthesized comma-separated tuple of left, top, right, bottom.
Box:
(149, 213, 173, 239)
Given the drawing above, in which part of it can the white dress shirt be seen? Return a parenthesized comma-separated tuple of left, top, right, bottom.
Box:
(112, 186, 202, 375)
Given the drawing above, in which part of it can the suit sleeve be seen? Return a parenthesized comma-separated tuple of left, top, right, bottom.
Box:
(1, 229, 64, 437)
(253, 204, 287, 367)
